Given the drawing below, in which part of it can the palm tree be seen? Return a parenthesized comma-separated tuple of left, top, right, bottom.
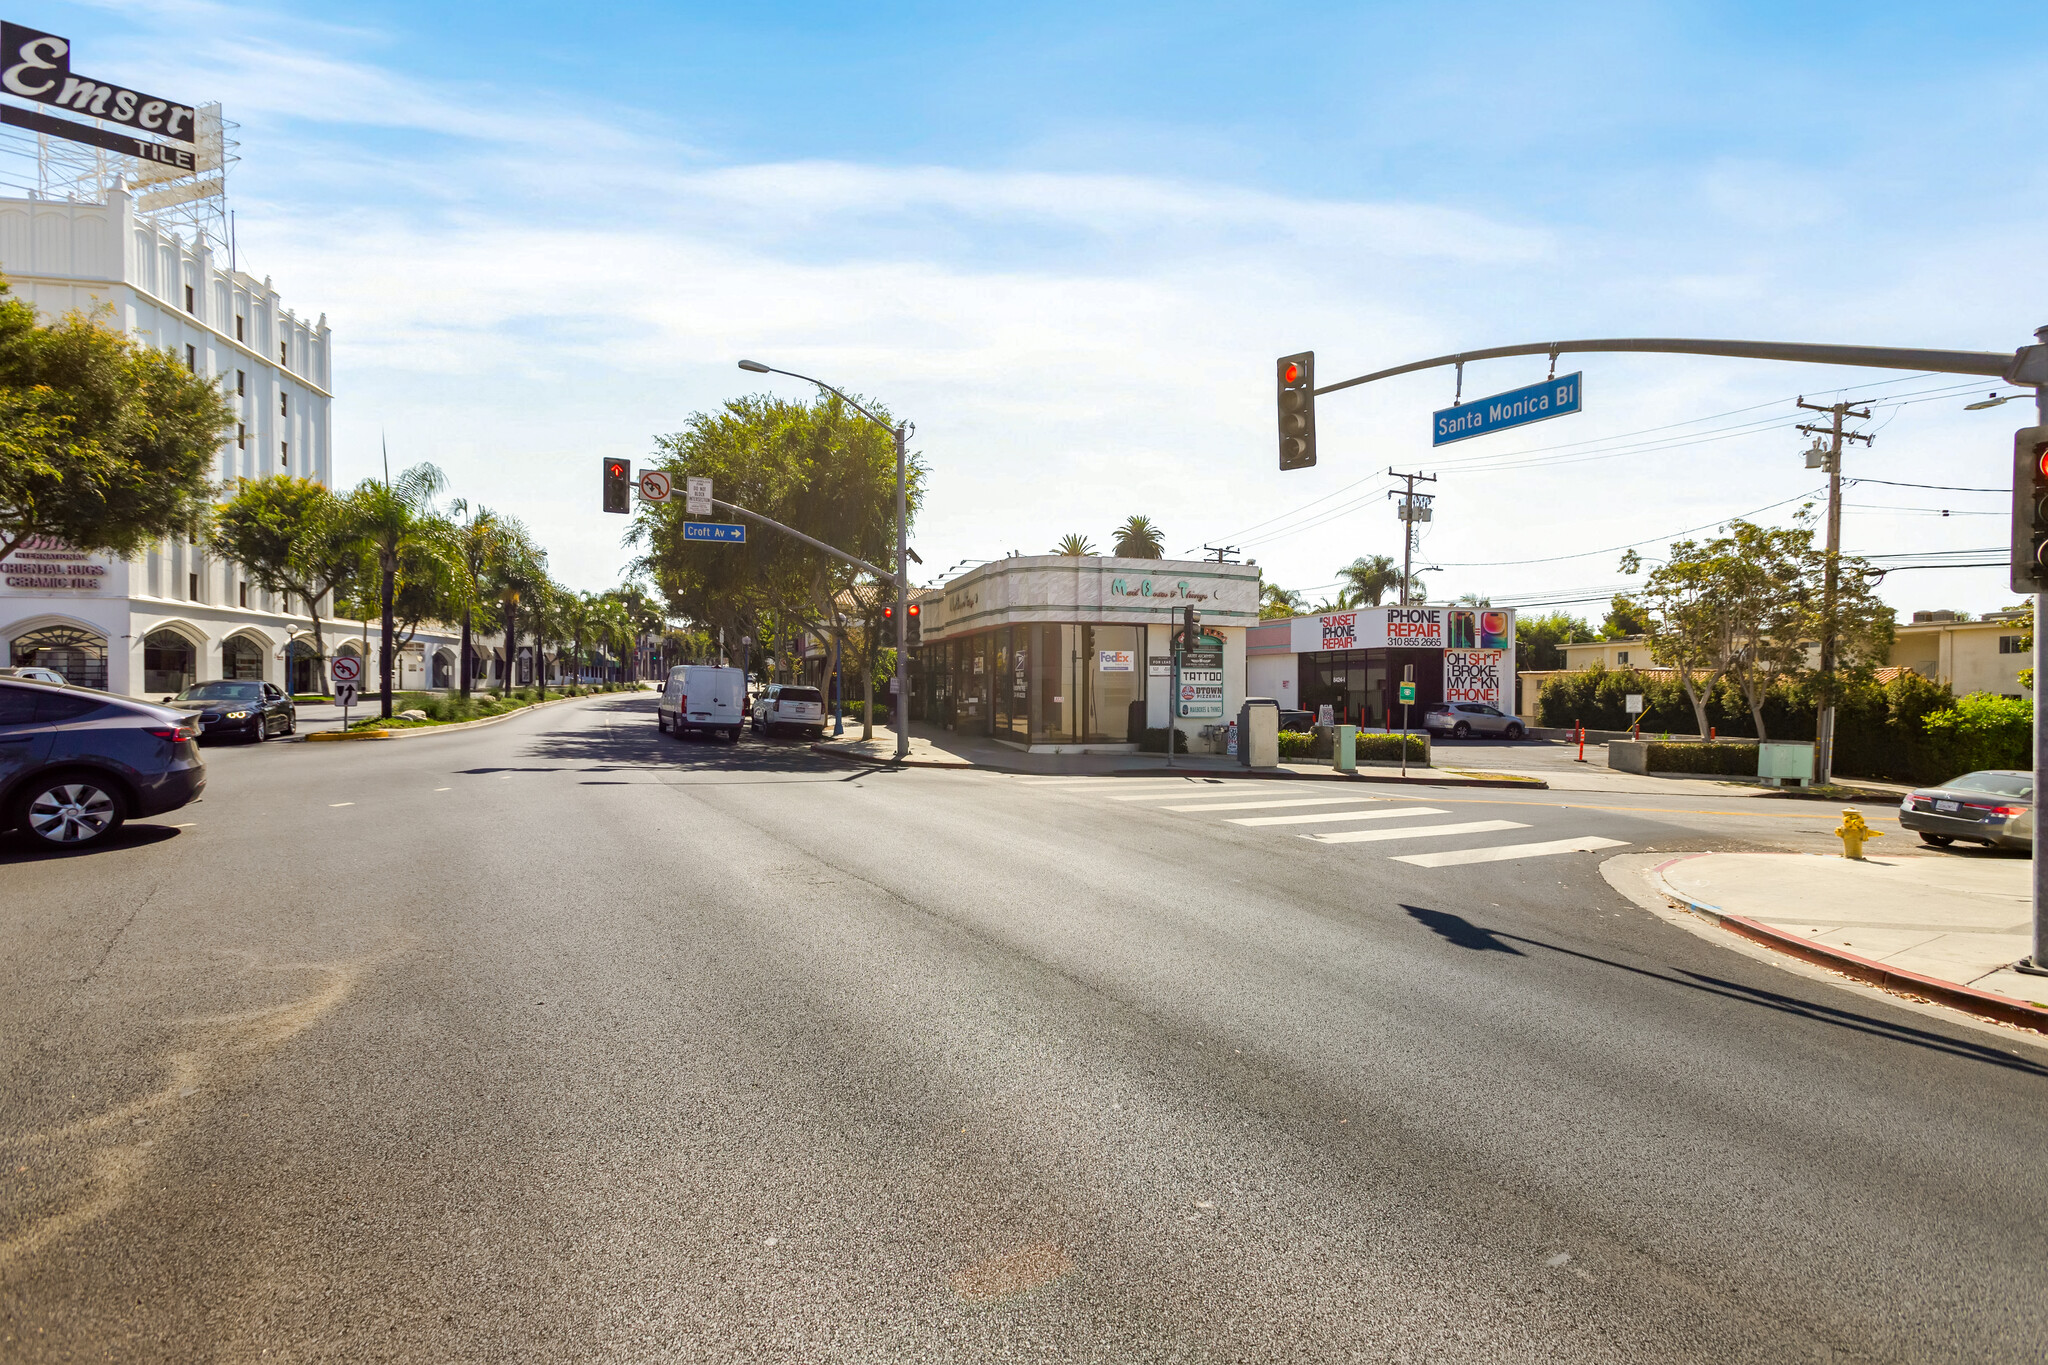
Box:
(1337, 555, 1400, 608)
(1260, 582, 1306, 620)
(448, 499, 508, 698)
(1112, 516, 1165, 559)
(344, 462, 447, 718)
(1455, 592, 1490, 607)
(1054, 533, 1096, 556)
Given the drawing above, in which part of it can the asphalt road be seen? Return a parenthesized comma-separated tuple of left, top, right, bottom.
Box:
(4, 692, 2045, 1362)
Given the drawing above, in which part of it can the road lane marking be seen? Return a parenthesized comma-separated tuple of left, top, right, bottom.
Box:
(1392, 835, 1630, 866)
(1304, 819, 1527, 845)
(328, 802, 354, 807)
(1161, 795, 1384, 813)
(1231, 805, 1449, 827)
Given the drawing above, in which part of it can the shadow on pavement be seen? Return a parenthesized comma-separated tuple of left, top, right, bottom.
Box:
(1400, 904, 2048, 1077)
(0, 822, 183, 863)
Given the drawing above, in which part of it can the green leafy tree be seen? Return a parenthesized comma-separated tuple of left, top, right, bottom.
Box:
(1054, 533, 1096, 556)
(488, 517, 547, 694)
(1515, 612, 1593, 670)
(1111, 516, 1164, 559)
(0, 279, 233, 564)
(1336, 555, 1399, 608)
(1600, 594, 1651, 639)
(343, 463, 449, 718)
(209, 475, 363, 691)
(632, 391, 923, 703)
(1625, 518, 1889, 740)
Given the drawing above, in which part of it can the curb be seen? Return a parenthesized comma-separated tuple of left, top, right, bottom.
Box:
(806, 744, 1547, 788)
(289, 690, 611, 743)
(1651, 855, 2048, 1035)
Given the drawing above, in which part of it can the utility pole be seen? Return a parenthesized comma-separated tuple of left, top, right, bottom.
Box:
(1202, 544, 1241, 564)
(1795, 398, 1874, 784)
(1388, 469, 1437, 605)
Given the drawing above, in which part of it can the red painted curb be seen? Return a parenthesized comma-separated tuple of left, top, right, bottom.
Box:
(1652, 859, 2048, 1035)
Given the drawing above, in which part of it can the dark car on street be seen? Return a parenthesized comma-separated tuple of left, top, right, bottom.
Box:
(1898, 769, 2033, 852)
(1278, 709, 1315, 733)
(161, 680, 297, 742)
(1, 678, 206, 848)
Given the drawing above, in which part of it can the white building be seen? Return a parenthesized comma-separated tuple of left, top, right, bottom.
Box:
(909, 555, 1261, 753)
(0, 183, 509, 697)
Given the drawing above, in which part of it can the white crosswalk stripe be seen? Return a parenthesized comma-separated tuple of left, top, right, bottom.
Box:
(1008, 779, 1623, 870)
(1160, 795, 1383, 813)
(1228, 805, 1448, 827)
(1302, 819, 1528, 845)
(1391, 835, 1629, 867)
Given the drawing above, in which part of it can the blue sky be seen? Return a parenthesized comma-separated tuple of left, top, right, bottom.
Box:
(18, 1, 2048, 617)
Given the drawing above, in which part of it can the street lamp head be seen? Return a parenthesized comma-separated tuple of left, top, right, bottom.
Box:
(1964, 392, 2014, 410)
(737, 359, 771, 373)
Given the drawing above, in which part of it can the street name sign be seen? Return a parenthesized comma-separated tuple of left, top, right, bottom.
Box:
(638, 470, 671, 502)
(330, 656, 362, 684)
(1433, 372, 1583, 446)
(686, 476, 712, 515)
(682, 521, 745, 543)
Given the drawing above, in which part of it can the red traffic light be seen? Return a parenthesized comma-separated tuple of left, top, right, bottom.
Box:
(1281, 361, 1302, 385)
(607, 461, 626, 477)
(883, 606, 894, 620)
(907, 603, 919, 617)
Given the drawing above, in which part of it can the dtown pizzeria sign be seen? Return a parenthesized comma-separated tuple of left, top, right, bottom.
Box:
(1, 536, 107, 590)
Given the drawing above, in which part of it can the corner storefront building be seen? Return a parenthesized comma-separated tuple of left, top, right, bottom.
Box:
(910, 556, 1260, 752)
(1246, 606, 1519, 727)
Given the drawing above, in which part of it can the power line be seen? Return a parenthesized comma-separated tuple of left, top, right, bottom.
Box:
(1429, 486, 1826, 568)
(1849, 477, 2005, 493)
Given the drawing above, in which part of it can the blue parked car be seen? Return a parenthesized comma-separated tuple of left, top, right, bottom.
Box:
(0, 678, 207, 848)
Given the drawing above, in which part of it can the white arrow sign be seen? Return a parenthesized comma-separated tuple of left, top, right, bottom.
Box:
(331, 655, 362, 684)
(639, 470, 672, 502)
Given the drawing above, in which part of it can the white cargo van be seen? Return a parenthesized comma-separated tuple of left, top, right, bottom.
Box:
(657, 665, 745, 742)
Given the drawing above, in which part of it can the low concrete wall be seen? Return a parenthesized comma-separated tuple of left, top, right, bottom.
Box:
(1608, 739, 1649, 773)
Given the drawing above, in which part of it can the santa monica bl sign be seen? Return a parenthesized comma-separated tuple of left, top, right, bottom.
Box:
(1433, 372, 1583, 446)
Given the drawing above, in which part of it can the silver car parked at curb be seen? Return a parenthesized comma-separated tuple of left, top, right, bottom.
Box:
(1897, 770, 2033, 852)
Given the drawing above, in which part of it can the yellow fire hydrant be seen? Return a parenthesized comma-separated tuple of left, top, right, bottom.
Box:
(1835, 809, 1883, 860)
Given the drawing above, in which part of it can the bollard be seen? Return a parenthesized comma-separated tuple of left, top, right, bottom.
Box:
(1835, 809, 1883, 860)
(1574, 722, 1587, 763)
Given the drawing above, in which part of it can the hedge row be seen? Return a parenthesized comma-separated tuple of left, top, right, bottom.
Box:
(1645, 741, 1758, 775)
(1275, 729, 1428, 764)
(1538, 665, 2026, 785)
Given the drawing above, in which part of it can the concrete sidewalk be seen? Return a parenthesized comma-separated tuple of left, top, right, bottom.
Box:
(810, 722, 1542, 786)
(1655, 849, 2048, 1027)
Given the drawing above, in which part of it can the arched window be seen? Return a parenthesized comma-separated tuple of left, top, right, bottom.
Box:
(143, 629, 197, 694)
(222, 635, 264, 680)
(10, 625, 109, 690)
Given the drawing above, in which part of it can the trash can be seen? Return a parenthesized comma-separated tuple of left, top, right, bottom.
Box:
(1238, 697, 1280, 769)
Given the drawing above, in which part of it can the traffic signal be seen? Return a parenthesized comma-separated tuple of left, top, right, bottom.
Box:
(1277, 351, 1316, 471)
(1182, 603, 1201, 646)
(882, 605, 895, 623)
(2011, 426, 2048, 593)
(906, 601, 922, 648)
(602, 458, 631, 514)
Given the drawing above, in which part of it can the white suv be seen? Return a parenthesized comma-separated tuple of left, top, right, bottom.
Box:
(1423, 702, 1524, 740)
(750, 684, 826, 739)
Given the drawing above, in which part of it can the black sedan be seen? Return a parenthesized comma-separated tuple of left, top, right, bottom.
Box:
(1898, 770, 2033, 852)
(162, 681, 297, 742)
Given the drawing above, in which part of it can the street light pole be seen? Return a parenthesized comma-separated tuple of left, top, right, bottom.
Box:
(738, 359, 914, 761)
